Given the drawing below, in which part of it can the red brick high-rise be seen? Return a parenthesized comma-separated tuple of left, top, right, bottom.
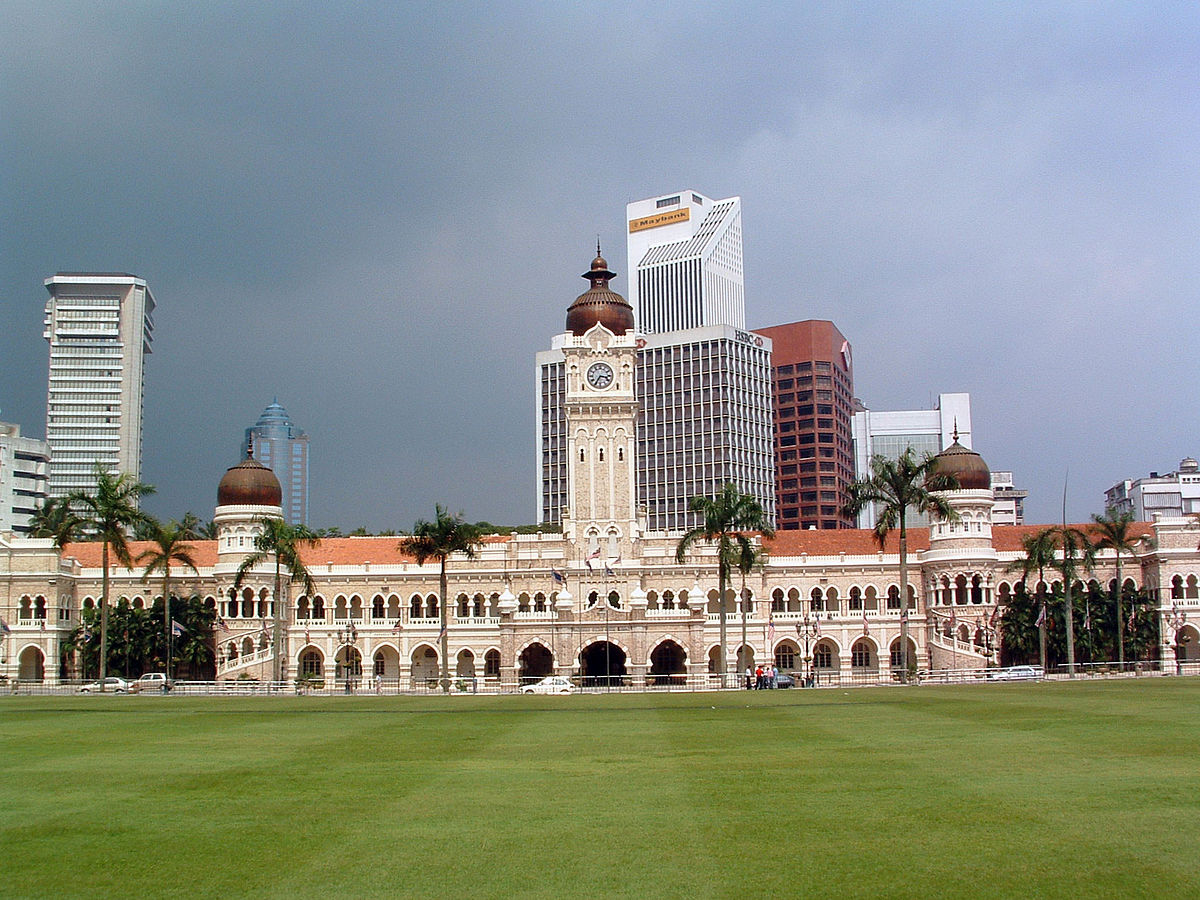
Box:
(754, 320, 856, 529)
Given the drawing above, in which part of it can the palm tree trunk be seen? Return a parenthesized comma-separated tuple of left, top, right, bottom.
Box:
(898, 521, 909, 684)
(717, 550, 728, 681)
(1114, 555, 1124, 668)
(740, 574, 748, 679)
(99, 541, 110, 689)
(162, 569, 171, 680)
(273, 557, 283, 683)
(1064, 567, 1076, 677)
(439, 558, 450, 693)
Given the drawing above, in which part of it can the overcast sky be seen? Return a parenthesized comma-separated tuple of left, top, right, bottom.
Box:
(2, 2, 1196, 530)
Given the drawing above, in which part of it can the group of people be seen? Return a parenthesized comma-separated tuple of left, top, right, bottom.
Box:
(747, 664, 779, 690)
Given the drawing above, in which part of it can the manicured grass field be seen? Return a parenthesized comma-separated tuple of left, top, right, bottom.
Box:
(2, 679, 1196, 899)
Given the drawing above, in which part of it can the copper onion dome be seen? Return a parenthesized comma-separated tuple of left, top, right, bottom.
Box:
(565, 246, 634, 336)
(931, 431, 991, 491)
(217, 438, 283, 507)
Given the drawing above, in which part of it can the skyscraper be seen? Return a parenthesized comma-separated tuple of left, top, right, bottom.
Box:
(626, 190, 744, 334)
(0, 422, 50, 535)
(245, 399, 309, 526)
(43, 273, 154, 498)
(754, 320, 856, 530)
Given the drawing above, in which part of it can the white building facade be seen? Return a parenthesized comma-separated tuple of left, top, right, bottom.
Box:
(42, 273, 155, 497)
(0, 422, 50, 536)
(1106, 458, 1200, 520)
(626, 190, 744, 334)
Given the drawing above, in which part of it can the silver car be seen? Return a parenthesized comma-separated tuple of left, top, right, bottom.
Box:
(79, 676, 133, 693)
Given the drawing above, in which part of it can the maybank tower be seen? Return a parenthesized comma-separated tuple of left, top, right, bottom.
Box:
(626, 190, 744, 334)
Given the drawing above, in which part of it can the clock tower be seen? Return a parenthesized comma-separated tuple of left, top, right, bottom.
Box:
(561, 251, 641, 552)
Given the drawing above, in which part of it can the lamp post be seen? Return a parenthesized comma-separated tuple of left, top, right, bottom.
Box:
(339, 621, 358, 694)
(796, 615, 817, 687)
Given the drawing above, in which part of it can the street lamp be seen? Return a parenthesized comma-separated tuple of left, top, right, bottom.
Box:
(796, 615, 817, 687)
(339, 621, 358, 694)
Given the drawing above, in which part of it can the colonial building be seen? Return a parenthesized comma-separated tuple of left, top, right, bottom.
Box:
(3, 255, 1198, 687)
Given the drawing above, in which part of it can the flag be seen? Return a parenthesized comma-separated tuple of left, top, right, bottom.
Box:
(1083, 607, 1091, 630)
(813, 617, 821, 637)
(550, 568, 565, 585)
(0, 617, 9, 634)
(1035, 605, 1046, 628)
(171, 619, 187, 637)
(39, 618, 46, 630)
(304, 627, 311, 645)
(900, 607, 908, 623)
(585, 558, 593, 572)
(604, 561, 614, 577)
(216, 615, 227, 628)
(612, 554, 621, 565)
(81, 628, 92, 642)
(862, 613, 869, 636)
(949, 610, 957, 630)
(392, 619, 402, 632)
(767, 615, 775, 643)
(437, 624, 448, 641)
(586, 547, 601, 561)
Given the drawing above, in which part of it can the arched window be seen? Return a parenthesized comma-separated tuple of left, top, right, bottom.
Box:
(851, 641, 872, 668)
(485, 649, 501, 678)
(774, 643, 796, 670)
(849, 587, 862, 611)
(813, 643, 832, 669)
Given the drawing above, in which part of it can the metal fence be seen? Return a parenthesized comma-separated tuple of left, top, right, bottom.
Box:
(4, 662, 1196, 697)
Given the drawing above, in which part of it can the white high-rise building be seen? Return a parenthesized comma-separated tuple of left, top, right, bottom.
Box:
(0, 422, 50, 535)
(626, 190, 744, 334)
(43, 273, 155, 497)
(851, 393, 973, 530)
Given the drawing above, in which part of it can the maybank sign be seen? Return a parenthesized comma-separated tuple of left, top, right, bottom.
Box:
(628, 207, 690, 233)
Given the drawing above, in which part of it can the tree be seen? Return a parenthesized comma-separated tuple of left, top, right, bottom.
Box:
(1045, 525, 1097, 676)
(28, 496, 84, 548)
(1091, 509, 1139, 668)
(1006, 528, 1059, 671)
(728, 540, 767, 674)
(69, 464, 155, 688)
(138, 520, 199, 682)
(398, 505, 483, 692)
(841, 450, 958, 682)
(675, 483, 774, 680)
(233, 518, 318, 683)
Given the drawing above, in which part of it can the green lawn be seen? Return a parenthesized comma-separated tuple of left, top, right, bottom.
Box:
(1, 679, 1195, 899)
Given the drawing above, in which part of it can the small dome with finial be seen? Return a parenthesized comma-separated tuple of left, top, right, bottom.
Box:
(931, 425, 991, 491)
(217, 435, 283, 507)
(565, 242, 634, 336)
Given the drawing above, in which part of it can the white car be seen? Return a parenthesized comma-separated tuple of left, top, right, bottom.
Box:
(991, 665, 1043, 682)
(79, 676, 133, 693)
(521, 676, 575, 695)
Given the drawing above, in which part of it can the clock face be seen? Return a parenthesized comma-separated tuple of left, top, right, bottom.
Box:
(586, 362, 614, 389)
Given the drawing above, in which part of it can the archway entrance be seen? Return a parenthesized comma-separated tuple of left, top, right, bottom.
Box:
(18, 646, 45, 682)
(580, 641, 626, 687)
(518, 643, 553, 683)
(650, 640, 686, 686)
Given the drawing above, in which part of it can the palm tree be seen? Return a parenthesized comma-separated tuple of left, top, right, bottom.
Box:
(728, 540, 767, 675)
(841, 450, 958, 683)
(233, 518, 318, 683)
(1006, 528, 1058, 671)
(69, 464, 155, 687)
(1046, 524, 1097, 677)
(1091, 509, 1138, 669)
(675, 483, 774, 681)
(28, 496, 84, 548)
(137, 520, 199, 681)
(399, 505, 483, 693)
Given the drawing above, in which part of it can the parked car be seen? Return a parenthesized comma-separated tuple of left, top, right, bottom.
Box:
(990, 665, 1043, 682)
(79, 676, 132, 693)
(521, 676, 575, 695)
(130, 673, 172, 693)
(774, 673, 796, 689)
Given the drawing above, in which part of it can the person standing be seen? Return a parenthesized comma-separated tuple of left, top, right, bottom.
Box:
(755, 665, 764, 690)
(744, 665, 753, 690)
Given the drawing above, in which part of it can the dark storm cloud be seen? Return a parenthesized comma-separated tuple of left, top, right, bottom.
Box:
(2, 2, 1196, 528)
